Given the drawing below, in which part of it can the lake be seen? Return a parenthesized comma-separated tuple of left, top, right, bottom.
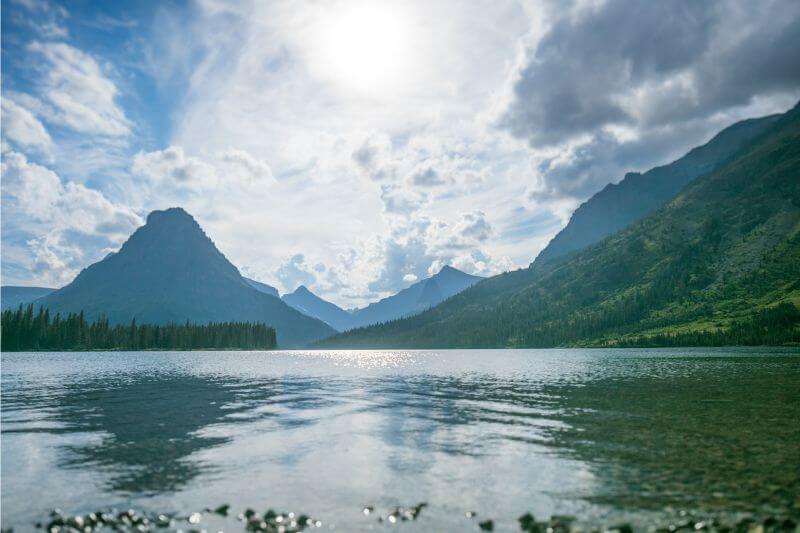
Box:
(2, 348, 799, 532)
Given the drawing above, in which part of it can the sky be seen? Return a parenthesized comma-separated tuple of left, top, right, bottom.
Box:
(2, 0, 799, 308)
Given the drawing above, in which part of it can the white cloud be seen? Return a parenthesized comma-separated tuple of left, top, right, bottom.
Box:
(12, 0, 70, 38)
(132, 145, 275, 191)
(128, 0, 563, 306)
(220, 149, 274, 181)
(132, 146, 217, 189)
(28, 41, 131, 136)
(1, 97, 54, 158)
(6, 0, 798, 308)
(380, 184, 429, 215)
(498, 0, 800, 201)
(1, 150, 142, 286)
(275, 253, 317, 292)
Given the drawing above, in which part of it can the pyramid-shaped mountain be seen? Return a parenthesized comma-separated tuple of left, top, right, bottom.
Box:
(282, 285, 355, 332)
(36, 208, 335, 347)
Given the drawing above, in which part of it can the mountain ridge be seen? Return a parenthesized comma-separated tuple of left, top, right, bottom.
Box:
(1, 286, 56, 310)
(281, 266, 483, 331)
(347, 265, 483, 329)
(533, 112, 782, 267)
(35, 207, 335, 347)
(282, 285, 355, 331)
(318, 103, 800, 348)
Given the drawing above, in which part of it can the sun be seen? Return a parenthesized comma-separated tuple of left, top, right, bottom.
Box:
(312, 3, 416, 95)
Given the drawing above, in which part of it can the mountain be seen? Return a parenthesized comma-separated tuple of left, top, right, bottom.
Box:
(533, 112, 782, 267)
(347, 265, 483, 329)
(245, 278, 280, 298)
(280, 266, 482, 331)
(282, 286, 355, 331)
(319, 103, 800, 348)
(1, 286, 56, 310)
(35, 208, 335, 347)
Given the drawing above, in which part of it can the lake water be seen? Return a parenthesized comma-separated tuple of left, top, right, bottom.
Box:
(2, 348, 799, 531)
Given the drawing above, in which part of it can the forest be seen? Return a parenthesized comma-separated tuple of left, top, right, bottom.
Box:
(1, 305, 277, 351)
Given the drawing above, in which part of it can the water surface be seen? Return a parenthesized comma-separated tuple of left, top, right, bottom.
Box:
(2, 348, 799, 531)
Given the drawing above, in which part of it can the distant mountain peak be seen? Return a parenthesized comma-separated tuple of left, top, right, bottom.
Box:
(282, 285, 353, 331)
(343, 265, 483, 329)
(146, 206, 195, 223)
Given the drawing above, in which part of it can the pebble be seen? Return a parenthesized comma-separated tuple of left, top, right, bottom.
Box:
(20, 505, 800, 533)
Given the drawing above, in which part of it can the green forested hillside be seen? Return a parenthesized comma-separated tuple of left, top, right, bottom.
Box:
(320, 104, 800, 348)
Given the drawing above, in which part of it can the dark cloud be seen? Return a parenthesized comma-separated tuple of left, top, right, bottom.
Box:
(411, 167, 446, 187)
(501, 0, 800, 201)
(351, 141, 378, 168)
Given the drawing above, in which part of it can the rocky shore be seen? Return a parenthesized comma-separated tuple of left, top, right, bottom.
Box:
(5, 504, 798, 533)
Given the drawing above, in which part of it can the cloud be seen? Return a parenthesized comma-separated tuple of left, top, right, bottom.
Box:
(1, 97, 54, 159)
(132, 146, 216, 188)
(7, 0, 797, 308)
(28, 41, 131, 136)
(1, 150, 142, 285)
(220, 149, 274, 181)
(499, 0, 800, 201)
(410, 167, 446, 187)
(453, 211, 492, 242)
(12, 0, 69, 38)
(275, 253, 317, 292)
(380, 184, 429, 215)
(365, 210, 510, 294)
(131, 145, 274, 192)
(351, 133, 394, 181)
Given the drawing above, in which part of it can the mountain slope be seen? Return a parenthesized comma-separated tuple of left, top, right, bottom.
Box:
(320, 104, 800, 348)
(282, 286, 355, 331)
(533, 113, 781, 267)
(245, 278, 280, 298)
(348, 265, 483, 329)
(36, 208, 335, 347)
(1, 286, 56, 310)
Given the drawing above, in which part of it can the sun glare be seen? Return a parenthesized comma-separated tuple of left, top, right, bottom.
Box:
(314, 3, 416, 95)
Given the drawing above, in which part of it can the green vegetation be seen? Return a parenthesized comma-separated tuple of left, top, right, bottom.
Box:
(1, 304, 276, 351)
(320, 104, 800, 348)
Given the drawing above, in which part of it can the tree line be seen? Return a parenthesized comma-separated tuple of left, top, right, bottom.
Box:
(1, 305, 277, 351)
(609, 302, 800, 347)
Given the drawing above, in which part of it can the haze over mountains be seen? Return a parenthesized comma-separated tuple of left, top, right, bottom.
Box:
(0, 286, 55, 311)
(320, 103, 800, 348)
